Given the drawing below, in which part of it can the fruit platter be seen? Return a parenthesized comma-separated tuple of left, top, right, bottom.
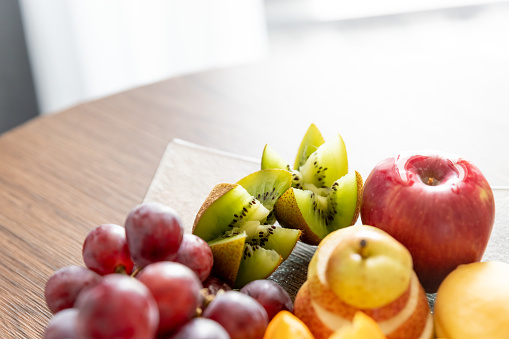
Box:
(42, 125, 509, 338)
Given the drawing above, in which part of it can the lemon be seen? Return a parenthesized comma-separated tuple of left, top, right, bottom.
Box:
(434, 261, 509, 339)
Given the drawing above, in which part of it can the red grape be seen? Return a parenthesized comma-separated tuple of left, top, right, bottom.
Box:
(124, 202, 183, 268)
(168, 318, 230, 339)
(82, 224, 134, 275)
(43, 308, 78, 339)
(174, 234, 213, 282)
(44, 265, 101, 314)
(202, 291, 268, 339)
(136, 261, 202, 336)
(240, 279, 293, 320)
(75, 274, 159, 339)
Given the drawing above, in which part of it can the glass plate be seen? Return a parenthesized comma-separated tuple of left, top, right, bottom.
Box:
(144, 139, 509, 306)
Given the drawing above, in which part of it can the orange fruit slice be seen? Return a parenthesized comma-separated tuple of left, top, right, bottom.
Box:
(328, 311, 386, 339)
(263, 310, 314, 339)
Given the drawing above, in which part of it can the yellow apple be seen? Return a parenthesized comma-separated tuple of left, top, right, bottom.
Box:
(324, 226, 412, 309)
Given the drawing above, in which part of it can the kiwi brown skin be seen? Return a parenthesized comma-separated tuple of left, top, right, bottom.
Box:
(208, 233, 246, 286)
(351, 171, 363, 228)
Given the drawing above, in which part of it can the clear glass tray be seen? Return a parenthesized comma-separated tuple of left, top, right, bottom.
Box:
(144, 139, 509, 307)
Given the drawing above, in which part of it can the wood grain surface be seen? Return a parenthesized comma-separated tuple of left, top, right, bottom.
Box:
(0, 51, 508, 337)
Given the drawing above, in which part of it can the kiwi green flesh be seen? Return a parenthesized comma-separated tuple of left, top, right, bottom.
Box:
(264, 211, 277, 225)
(295, 172, 359, 238)
(263, 226, 301, 260)
(193, 185, 268, 242)
(208, 232, 246, 246)
(261, 144, 291, 171)
(236, 169, 292, 212)
(260, 145, 306, 190)
(293, 123, 325, 170)
(299, 134, 348, 189)
(234, 246, 282, 288)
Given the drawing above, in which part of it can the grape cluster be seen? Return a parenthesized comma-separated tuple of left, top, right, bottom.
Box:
(43, 201, 293, 339)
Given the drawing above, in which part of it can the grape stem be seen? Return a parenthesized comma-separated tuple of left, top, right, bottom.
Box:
(130, 267, 142, 277)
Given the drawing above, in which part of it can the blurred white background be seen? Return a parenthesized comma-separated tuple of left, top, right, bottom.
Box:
(18, 0, 269, 115)
(266, 0, 506, 23)
(1, 0, 509, 132)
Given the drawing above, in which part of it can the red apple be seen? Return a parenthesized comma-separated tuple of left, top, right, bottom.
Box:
(360, 151, 495, 293)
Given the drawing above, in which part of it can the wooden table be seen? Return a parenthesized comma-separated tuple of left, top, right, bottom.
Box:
(1, 32, 509, 336)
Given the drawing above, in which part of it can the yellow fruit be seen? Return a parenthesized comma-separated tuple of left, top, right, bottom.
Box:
(434, 261, 509, 339)
(295, 225, 434, 339)
(328, 311, 386, 339)
(294, 275, 433, 339)
(263, 310, 315, 339)
(324, 226, 413, 309)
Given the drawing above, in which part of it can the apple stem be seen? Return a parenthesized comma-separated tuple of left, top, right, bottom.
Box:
(359, 239, 368, 258)
(428, 177, 434, 185)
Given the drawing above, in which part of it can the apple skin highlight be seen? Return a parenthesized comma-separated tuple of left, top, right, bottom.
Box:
(360, 152, 495, 293)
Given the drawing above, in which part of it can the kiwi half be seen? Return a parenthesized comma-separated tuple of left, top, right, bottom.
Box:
(192, 169, 301, 288)
(262, 124, 363, 245)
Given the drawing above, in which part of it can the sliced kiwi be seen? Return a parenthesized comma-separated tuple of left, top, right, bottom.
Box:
(237, 168, 292, 214)
(261, 144, 291, 171)
(263, 225, 302, 260)
(262, 145, 303, 189)
(193, 169, 301, 287)
(261, 125, 347, 192)
(208, 233, 246, 286)
(261, 124, 363, 245)
(293, 123, 325, 170)
(234, 246, 283, 288)
(298, 134, 348, 190)
(237, 168, 293, 225)
(275, 172, 362, 245)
